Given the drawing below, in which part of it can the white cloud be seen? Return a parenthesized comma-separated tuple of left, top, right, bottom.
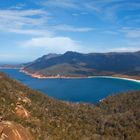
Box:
(0, 8, 94, 36)
(72, 12, 88, 17)
(9, 29, 52, 36)
(52, 24, 94, 32)
(21, 36, 85, 53)
(42, 0, 78, 9)
(0, 9, 50, 36)
(110, 47, 140, 52)
(0, 9, 47, 26)
(40, 0, 140, 26)
(120, 27, 140, 38)
(102, 30, 118, 35)
(50, 1, 140, 23)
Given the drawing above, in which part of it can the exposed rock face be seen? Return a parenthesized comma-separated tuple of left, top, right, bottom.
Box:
(0, 121, 34, 140)
(15, 105, 30, 118)
(15, 97, 31, 118)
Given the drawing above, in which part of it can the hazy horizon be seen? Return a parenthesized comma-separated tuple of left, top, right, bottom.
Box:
(0, 50, 140, 64)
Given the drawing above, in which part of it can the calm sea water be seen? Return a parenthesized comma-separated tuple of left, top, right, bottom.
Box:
(1, 69, 140, 103)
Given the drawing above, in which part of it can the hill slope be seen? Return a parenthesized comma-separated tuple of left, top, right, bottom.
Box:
(22, 51, 140, 78)
(0, 73, 140, 140)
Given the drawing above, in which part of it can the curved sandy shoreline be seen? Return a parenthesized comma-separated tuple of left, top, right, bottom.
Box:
(20, 69, 140, 83)
(88, 76, 140, 83)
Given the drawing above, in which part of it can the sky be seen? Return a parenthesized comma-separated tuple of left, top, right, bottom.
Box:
(0, 0, 140, 63)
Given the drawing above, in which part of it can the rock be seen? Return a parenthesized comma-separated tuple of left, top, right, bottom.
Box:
(0, 121, 34, 140)
(15, 106, 30, 118)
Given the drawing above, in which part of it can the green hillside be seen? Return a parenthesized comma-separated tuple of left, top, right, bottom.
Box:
(0, 73, 140, 140)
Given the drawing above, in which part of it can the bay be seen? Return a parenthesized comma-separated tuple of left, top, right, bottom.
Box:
(0, 69, 140, 103)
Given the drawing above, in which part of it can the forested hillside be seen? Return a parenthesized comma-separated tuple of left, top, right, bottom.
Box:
(0, 73, 140, 140)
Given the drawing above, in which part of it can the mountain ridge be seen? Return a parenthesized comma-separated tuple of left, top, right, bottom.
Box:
(22, 51, 140, 78)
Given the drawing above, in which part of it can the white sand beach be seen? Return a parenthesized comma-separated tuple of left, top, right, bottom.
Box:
(88, 76, 140, 83)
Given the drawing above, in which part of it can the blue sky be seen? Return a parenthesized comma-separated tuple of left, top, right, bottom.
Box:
(0, 0, 140, 63)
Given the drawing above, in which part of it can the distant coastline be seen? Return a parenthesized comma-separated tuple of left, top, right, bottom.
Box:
(0, 67, 20, 69)
(1, 67, 139, 83)
(20, 69, 140, 83)
(20, 69, 87, 79)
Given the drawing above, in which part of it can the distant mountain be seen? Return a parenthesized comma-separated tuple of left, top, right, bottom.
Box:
(22, 51, 140, 77)
(22, 53, 60, 70)
(1, 73, 140, 139)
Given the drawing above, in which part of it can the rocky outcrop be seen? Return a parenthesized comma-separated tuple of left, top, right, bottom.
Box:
(0, 121, 34, 140)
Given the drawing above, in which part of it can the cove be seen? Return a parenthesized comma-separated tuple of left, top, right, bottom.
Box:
(0, 69, 140, 103)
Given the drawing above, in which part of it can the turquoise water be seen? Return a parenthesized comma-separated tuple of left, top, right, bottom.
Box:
(0, 69, 140, 103)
